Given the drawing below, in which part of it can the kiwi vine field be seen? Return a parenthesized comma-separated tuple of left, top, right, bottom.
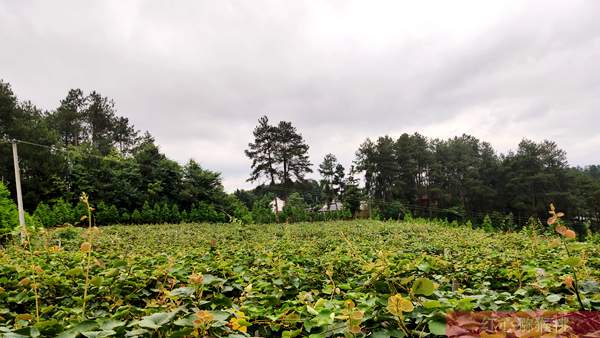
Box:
(1, 220, 600, 337)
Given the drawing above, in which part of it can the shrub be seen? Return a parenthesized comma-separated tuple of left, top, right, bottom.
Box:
(481, 214, 493, 232)
(180, 210, 189, 223)
(189, 202, 226, 223)
(52, 198, 75, 225)
(501, 212, 516, 231)
(0, 181, 18, 237)
(131, 209, 142, 224)
(227, 196, 253, 224)
(251, 195, 276, 224)
(34, 202, 57, 227)
(141, 201, 154, 223)
(121, 211, 131, 224)
(170, 204, 181, 223)
(153, 203, 163, 223)
(281, 193, 309, 223)
(379, 201, 405, 221)
(95, 202, 119, 225)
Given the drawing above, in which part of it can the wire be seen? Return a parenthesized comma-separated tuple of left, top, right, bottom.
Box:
(1, 138, 167, 172)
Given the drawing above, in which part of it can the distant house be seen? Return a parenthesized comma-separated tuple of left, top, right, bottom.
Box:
(270, 197, 285, 213)
(319, 201, 344, 212)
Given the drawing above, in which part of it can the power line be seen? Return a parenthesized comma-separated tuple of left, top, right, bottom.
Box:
(1, 138, 160, 172)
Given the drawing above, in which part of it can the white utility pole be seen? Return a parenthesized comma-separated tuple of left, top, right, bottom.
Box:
(11, 141, 26, 242)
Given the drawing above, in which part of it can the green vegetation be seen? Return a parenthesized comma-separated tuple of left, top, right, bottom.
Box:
(0, 181, 18, 237)
(1, 218, 599, 337)
(3, 79, 600, 231)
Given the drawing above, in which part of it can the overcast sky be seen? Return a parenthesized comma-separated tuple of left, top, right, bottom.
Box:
(1, 1, 600, 191)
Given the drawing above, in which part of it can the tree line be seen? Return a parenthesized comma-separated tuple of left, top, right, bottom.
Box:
(241, 118, 600, 231)
(0, 80, 252, 230)
(1, 77, 599, 232)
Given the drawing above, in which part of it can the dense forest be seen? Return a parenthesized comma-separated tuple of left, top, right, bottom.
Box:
(1, 78, 600, 232)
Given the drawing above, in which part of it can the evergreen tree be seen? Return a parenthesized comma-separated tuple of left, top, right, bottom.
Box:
(245, 116, 279, 185)
(274, 121, 312, 186)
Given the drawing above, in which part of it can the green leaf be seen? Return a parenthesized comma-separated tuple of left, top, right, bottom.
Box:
(315, 309, 334, 327)
(546, 294, 562, 303)
(3, 333, 29, 338)
(136, 311, 177, 330)
(13, 327, 40, 338)
(98, 319, 125, 331)
(563, 257, 581, 267)
(169, 287, 195, 297)
(66, 267, 84, 277)
(282, 329, 302, 338)
(124, 328, 149, 337)
(514, 288, 528, 296)
(202, 274, 225, 285)
(57, 321, 99, 338)
(428, 318, 447, 335)
(90, 276, 103, 287)
(82, 330, 116, 338)
(412, 278, 435, 296)
(417, 261, 431, 272)
(423, 300, 442, 309)
(210, 311, 230, 323)
(173, 316, 194, 327)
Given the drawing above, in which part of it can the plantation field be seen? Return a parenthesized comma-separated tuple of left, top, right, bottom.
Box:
(1, 220, 600, 337)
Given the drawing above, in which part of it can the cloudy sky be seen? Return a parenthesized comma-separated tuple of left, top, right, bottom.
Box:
(1, 1, 600, 191)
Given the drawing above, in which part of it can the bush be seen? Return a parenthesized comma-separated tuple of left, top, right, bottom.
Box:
(34, 202, 57, 227)
(153, 203, 163, 223)
(189, 202, 226, 223)
(131, 209, 142, 224)
(95, 202, 120, 225)
(180, 210, 189, 223)
(52, 198, 76, 225)
(170, 204, 181, 223)
(251, 195, 276, 224)
(379, 200, 405, 221)
(281, 193, 309, 223)
(0, 182, 18, 237)
(226, 196, 253, 224)
(481, 214, 493, 232)
(141, 201, 154, 223)
(121, 211, 131, 224)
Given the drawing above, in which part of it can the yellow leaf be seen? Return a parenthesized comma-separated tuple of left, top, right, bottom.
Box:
(564, 229, 576, 239)
(80, 242, 92, 253)
(15, 313, 33, 321)
(555, 225, 567, 235)
(387, 294, 414, 317)
(563, 275, 574, 289)
(193, 310, 214, 328)
(349, 324, 361, 334)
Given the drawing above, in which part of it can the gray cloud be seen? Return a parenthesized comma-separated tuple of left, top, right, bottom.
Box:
(1, 0, 599, 191)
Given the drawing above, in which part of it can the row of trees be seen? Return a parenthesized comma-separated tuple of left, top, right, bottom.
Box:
(0, 80, 247, 226)
(353, 133, 600, 227)
(239, 116, 600, 230)
(2, 77, 599, 230)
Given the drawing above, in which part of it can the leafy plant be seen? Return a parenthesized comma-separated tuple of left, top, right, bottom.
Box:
(0, 181, 18, 238)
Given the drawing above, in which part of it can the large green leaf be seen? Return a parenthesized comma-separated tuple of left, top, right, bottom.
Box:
(412, 278, 435, 296)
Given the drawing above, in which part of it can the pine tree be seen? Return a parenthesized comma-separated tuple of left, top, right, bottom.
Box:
(274, 121, 312, 186)
(245, 116, 279, 185)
